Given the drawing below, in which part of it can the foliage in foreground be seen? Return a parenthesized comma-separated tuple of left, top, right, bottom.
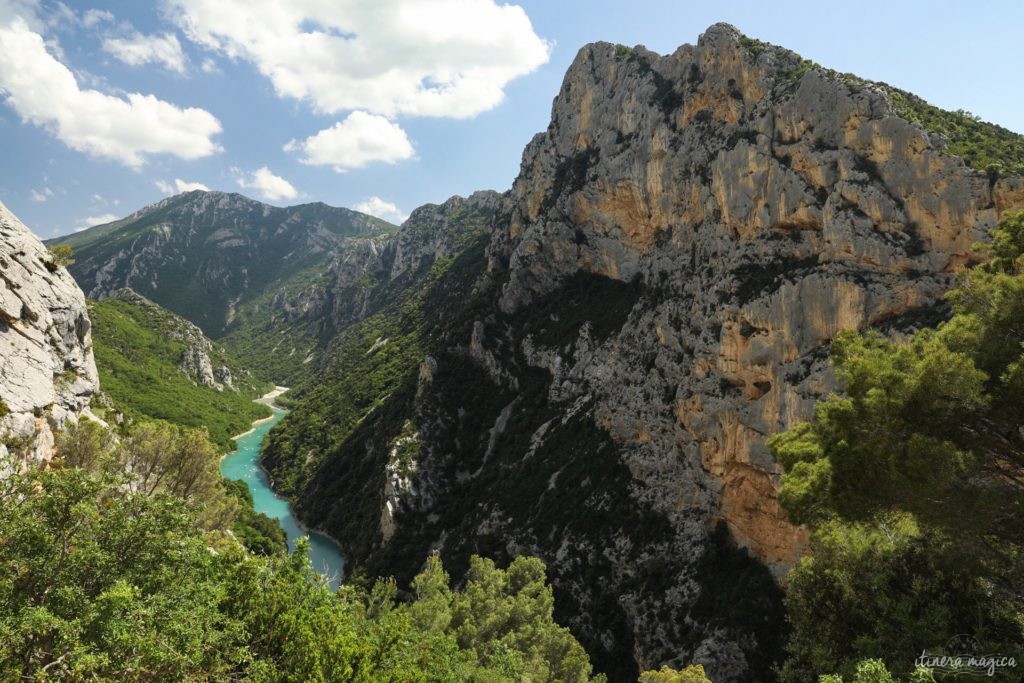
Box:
(0, 455, 602, 681)
(770, 211, 1024, 681)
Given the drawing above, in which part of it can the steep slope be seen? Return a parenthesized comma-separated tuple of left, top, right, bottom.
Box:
(88, 289, 270, 450)
(48, 191, 398, 361)
(261, 24, 1024, 682)
(0, 202, 99, 463)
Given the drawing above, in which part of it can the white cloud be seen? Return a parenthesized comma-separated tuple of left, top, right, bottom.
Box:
(155, 178, 211, 194)
(233, 166, 297, 202)
(199, 57, 217, 73)
(166, 0, 550, 118)
(81, 8, 113, 28)
(75, 213, 119, 231)
(0, 8, 222, 168)
(285, 111, 414, 172)
(30, 186, 53, 202)
(353, 196, 408, 224)
(103, 32, 187, 73)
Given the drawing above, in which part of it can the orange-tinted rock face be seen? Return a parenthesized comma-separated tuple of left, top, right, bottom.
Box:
(491, 23, 1022, 592)
(270, 23, 1024, 683)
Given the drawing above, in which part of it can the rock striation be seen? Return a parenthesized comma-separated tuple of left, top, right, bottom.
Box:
(0, 202, 98, 463)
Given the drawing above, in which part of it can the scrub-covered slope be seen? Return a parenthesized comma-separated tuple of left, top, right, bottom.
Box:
(89, 289, 270, 450)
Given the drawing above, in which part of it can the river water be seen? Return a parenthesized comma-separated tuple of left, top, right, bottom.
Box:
(220, 395, 345, 589)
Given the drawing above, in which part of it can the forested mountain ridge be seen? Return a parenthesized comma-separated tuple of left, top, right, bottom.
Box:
(47, 191, 398, 363)
(262, 23, 1024, 681)
(221, 191, 504, 383)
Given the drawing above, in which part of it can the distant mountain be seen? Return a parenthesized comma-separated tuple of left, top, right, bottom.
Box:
(48, 191, 398, 344)
(88, 289, 270, 451)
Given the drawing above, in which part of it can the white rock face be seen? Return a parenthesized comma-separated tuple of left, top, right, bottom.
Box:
(0, 202, 99, 463)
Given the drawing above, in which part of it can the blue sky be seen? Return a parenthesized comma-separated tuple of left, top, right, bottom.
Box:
(1, 0, 1022, 238)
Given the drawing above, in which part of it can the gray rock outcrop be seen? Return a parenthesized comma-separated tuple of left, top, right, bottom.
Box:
(488, 23, 1024, 569)
(0, 202, 99, 463)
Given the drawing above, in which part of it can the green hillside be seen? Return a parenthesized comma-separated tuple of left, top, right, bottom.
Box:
(89, 292, 271, 451)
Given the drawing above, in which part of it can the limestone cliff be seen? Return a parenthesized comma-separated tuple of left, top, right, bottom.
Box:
(0, 203, 99, 464)
(488, 23, 1023, 571)
(260, 24, 1024, 683)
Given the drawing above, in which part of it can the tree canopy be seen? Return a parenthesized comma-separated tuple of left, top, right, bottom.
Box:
(770, 211, 1024, 680)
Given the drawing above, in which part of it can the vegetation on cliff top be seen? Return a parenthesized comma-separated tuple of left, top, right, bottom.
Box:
(738, 32, 1024, 176)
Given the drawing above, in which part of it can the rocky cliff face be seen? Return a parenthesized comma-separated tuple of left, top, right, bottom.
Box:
(261, 24, 1024, 682)
(0, 203, 99, 464)
(487, 23, 1024, 571)
(283, 190, 505, 331)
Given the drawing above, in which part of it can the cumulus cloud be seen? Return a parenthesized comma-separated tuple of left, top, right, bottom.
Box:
(285, 111, 414, 172)
(155, 178, 210, 194)
(0, 7, 221, 168)
(75, 213, 119, 231)
(30, 187, 54, 202)
(166, 0, 550, 118)
(103, 32, 187, 73)
(233, 166, 297, 202)
(353, 196, 408, 224)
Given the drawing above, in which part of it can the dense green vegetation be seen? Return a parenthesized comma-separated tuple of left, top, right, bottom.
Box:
(218, 266, 336, 385)
(0, 430, 608, 681)
(637, 665, 712, 683)
(89, 295, 270, 451)
(770, 211, 1024, 681)
(888, 90, 1024, 177)
(223, 478, 288, 556)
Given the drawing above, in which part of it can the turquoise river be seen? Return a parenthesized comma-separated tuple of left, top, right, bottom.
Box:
(220, 394, 345, 589)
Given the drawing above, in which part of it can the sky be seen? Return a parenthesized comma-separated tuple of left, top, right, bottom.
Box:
(1, 0, 1022, 239)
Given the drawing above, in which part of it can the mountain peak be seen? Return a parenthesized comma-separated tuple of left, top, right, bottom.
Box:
(697, 21, 742, 48)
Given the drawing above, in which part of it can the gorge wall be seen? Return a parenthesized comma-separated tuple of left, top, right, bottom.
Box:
(264, 23, 1024, 682)
(488, 22, 1024, 573)
(0, 202, 98, 464)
